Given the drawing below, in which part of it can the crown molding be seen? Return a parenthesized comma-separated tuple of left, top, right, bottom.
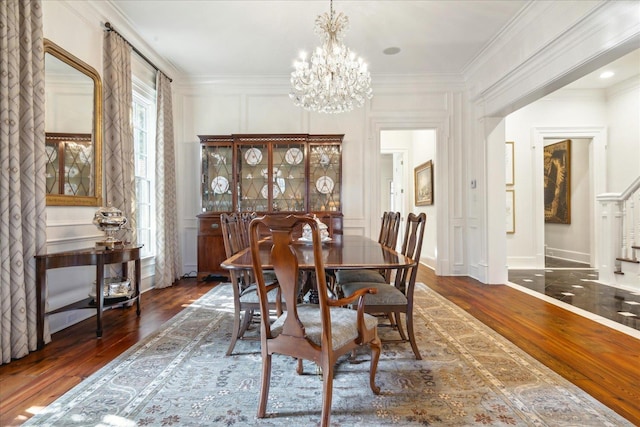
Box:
(467, 0, 640, 117)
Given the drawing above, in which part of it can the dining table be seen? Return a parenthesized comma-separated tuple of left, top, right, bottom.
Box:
(221, 235, 414, 271)
(220, 235, 415, 301)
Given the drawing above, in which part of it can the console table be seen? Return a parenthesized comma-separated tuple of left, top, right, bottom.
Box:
(35, 244, 143, 349)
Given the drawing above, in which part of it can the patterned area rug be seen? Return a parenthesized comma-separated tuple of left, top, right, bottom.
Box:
(25, 283, 630, 426)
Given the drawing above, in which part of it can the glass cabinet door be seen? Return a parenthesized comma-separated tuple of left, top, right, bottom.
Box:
(237, 143, 269, 212)
(309, 143, 341, 212)
(273, 142, 306, 212)
(45, 133, 93, 196)
(201, 144, 233, 212)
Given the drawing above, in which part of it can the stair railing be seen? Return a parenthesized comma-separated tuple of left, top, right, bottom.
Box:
(597, 176, 640, 284)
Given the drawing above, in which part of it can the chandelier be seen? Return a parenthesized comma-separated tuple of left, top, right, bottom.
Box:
(289, 0, 372, 114)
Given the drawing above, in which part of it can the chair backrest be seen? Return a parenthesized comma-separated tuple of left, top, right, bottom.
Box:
(377, 212, 391, 244)
(393, 213, 426, 292)
(239, 211, 257, 248)
(378, 211, 401, 249)
(384, 212, 401, 249)
(220, 212, 246, 258)
(249, 215, 332, 344)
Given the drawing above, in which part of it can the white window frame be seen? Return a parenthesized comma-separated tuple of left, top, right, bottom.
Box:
(132, 77, 157, 258)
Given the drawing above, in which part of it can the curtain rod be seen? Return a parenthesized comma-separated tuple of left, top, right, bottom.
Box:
(104, 22, 173, 82)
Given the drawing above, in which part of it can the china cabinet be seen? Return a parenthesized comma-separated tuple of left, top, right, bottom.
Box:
(197, 134, 343, 280)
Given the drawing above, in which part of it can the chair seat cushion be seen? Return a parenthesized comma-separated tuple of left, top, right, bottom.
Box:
(341, 282, 407, 306)
(336, 269, 387, 284)
(239, 283, 280, 304)
(271, 305, 378, 349)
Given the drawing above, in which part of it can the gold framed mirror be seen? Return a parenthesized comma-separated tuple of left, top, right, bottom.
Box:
(44, 39, 102, 206)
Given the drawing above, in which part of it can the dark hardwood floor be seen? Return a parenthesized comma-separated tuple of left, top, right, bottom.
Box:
(1, 267, 639, 426)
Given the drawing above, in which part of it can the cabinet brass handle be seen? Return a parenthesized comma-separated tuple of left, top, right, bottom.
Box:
(211, 223, 219, 229)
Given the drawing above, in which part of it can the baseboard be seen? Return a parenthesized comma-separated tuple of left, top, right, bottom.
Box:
(545, 247, 590, 265)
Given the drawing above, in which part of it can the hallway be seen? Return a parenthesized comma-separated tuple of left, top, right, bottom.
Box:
(508, 258, 640, 336)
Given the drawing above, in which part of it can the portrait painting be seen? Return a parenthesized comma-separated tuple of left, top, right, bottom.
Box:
(544, 140, 571, 224)
(415, 160, 433, 206)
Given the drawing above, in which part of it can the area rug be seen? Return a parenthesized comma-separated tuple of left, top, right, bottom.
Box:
(24, 283, 630, 426)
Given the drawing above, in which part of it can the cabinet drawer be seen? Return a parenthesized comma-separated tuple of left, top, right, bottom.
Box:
(198, 216, 222, 235)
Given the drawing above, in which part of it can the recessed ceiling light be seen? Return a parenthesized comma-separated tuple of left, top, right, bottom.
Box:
(383, 47, 401, 55)
(600, 71, 615, 79)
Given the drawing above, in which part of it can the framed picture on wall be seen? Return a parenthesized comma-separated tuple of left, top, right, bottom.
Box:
(506, 189, 515, 234)
(544, 139, 571, 224)
(505, 141, 514, 186)
(414, 160, 433, 206)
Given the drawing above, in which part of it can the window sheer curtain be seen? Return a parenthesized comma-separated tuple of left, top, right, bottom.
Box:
(103, 30, 136, 245)
(0, 0, 48, 363)
(154, 72, 182, 287)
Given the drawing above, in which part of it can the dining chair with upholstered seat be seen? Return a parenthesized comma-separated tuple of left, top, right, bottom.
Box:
(248, 214, 381, 427)
(340, 212, 426, 360)
(335, 211, 401, 285)
(220, 212, 280, 356)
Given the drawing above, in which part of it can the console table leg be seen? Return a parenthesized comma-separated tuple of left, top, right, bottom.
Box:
(36, 258, 46, 350)
(135, 259, 141, 316)
(96, 259, 104, 338)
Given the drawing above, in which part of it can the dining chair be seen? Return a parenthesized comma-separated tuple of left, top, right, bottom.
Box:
(340, 212, 426, 360)
(220, 212, 280, 356)
(335, 211, 401, 285)
(248, 214, 381, 427)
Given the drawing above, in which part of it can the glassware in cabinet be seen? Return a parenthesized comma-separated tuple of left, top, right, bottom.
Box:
(237, 143, 269, 212)
(309, 142, 341, 212)
(201, 143, 233, 212)
(273, 142, 306, 212)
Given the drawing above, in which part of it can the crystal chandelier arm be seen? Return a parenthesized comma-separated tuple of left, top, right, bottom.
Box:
(290, 0, 372, 114)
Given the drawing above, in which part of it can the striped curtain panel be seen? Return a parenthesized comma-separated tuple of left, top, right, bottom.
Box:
(0, 0, 47, 363)
(154, 72, 182, 288)
(103, 30, 136, 245)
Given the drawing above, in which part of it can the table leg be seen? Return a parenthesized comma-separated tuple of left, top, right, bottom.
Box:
(96, 259, 104, 338)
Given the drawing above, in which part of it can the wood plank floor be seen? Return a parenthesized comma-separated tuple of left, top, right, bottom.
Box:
(1, 267, 639, 426)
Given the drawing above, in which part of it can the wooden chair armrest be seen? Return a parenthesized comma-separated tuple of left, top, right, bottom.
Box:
(327, 286, 377, 307)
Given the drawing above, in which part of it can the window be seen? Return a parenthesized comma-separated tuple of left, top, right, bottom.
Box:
(133, 77, 156, 258)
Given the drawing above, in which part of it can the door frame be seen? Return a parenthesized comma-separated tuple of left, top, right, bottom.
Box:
(532, 127, 607, 268)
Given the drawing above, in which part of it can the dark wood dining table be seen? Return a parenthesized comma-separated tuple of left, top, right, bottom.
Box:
(220, 234, 415, 273)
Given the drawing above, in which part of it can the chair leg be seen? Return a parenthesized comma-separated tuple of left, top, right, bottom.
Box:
(238, 309, 253, 335)
(226, 306, 243, 356)
(257, 352, 272, 418)
(296, 358, 304, 375)
(369, 334, 381, 394)
(320, 361, 334, 427)
(406, 309, 422, 360)
(394, 311, 408, 341)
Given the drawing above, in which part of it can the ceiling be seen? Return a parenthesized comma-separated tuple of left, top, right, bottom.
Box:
(107, 0, 638, 89)
(108, 0, 528, 78)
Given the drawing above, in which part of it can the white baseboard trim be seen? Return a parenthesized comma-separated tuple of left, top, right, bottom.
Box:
(545, 247, 590, 265)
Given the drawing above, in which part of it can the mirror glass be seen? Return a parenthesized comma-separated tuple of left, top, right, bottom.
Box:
(44, 39, 102, 206)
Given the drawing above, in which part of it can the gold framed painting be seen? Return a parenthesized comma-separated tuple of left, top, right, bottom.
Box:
(414, 160, 433, 206)
(544, 139, 571, 224)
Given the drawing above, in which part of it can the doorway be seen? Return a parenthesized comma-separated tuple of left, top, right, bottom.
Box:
(380, 151, 407, 249)
(543, 137, 593, 268)
(379, 129, 437, 266)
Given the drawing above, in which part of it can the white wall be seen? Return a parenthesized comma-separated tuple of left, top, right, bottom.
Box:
(41, 1, 170, 333)
(42, 1, 110, 333)
(606, 78, 640, 191)
(506, 80, 640, 269)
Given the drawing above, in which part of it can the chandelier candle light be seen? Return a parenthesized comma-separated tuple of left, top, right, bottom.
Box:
(290, 0, 373, 114)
